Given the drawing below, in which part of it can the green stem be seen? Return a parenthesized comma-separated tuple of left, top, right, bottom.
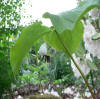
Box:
(90, 70, 95, 94)
(55, 31, 95, 99)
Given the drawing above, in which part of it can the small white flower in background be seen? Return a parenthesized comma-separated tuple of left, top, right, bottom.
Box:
(85, 92, 91, 98)
(14, 91, 18, 96)
(23, 70, 30, 75)
(44, 89, 59, 97)
(71, 54, 90, 78)
(11, 83, 16, 90)
(38, 43, 47, 55)
(83, 21, 100, 59)
(63, 87, 74, 94)
(43, 89, 49, 94)
(50, 89, 59, 97)
(16, 95, 23, 99)
(74, 92, 80, 99)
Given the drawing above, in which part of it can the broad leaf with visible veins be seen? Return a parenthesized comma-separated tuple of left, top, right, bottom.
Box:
(44, 21, 83, 53)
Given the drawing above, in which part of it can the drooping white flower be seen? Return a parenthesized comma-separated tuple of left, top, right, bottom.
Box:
(83, 21, 100, 59)
(71, 54, 90, 78)
(38, 43, 47, 55)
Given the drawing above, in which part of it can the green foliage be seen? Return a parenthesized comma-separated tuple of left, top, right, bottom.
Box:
(29, 63, 49, 85)
(92, 33, 100, 40)
(49, 53, 75, 85)
(0, 0, 23, 36)
(89, 56, 100, 90)
(17, 53, 49, 86)
(0, 0, 24, 96)
(75, 41, 86, 59)
(44, 22, 83, 54)
(33, 39, 44, 54)
(10, 21, 50, 74)
(77, 1, 87, 7)
(0, 47, 14, 94)
(86, 59, 97, 71)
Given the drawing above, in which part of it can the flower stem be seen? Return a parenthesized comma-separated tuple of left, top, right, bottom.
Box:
(55, 31, 95, 99)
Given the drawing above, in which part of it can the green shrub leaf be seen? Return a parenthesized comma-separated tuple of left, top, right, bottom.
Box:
(44, 21, 83, 54)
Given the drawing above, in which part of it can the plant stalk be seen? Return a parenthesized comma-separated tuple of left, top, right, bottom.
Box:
(90, 70, 95, 94)
(55, 31, 95, 99)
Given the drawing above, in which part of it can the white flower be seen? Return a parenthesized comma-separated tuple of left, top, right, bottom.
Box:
(83, 21, 100, 59)
(14, 91, 18, 96)
(85, 92, 91, 97)
(74, 92, 80, 99)
(85, 53, 92, 62)
(23, 70, 30, 75)
(38, 43, 47, 55)
(16, 95, 23, 99)
(3, 0, 7, 4)
(11, 83, 16, 89)
(63, 87, 74, 94)
(89, 9, 99, 20)
(44, 89, 59, 97)
(71, 54, 90, 78)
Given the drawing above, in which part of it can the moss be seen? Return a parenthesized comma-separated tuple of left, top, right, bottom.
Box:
(25, 94, 62, 99)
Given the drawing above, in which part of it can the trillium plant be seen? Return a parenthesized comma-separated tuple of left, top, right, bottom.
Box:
(10, 0, 100, 98)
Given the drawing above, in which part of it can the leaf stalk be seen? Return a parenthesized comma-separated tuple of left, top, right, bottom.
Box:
(55, 31, 95, 99)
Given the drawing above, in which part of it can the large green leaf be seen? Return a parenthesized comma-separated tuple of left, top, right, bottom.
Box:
(44, 21, 83, 54)
(10, 21, 50, 74)
(43, 0, 100, 54)
(43, 0, 100, 33)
